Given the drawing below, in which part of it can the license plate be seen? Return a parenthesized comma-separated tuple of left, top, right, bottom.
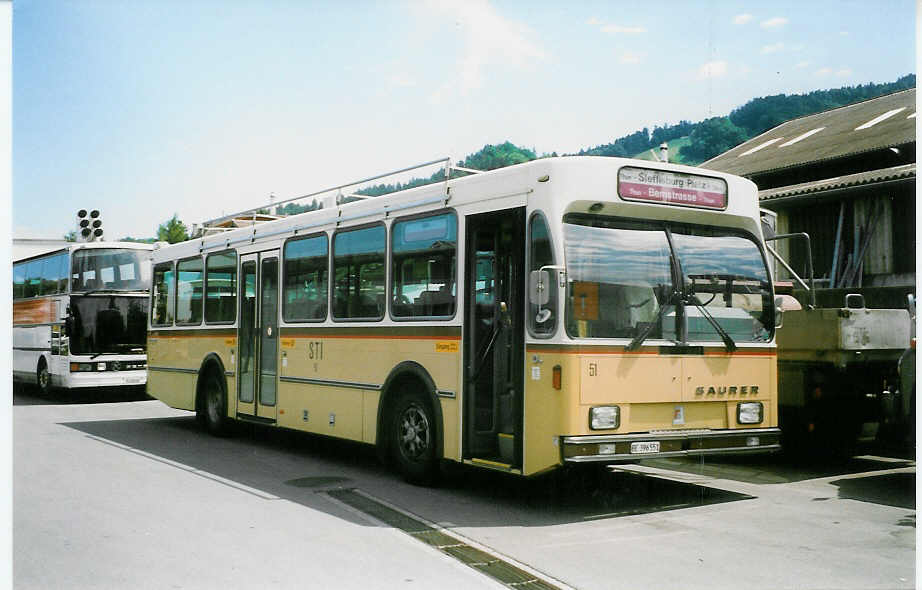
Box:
(127, 377, 143, 384)
(630, 441, 660, 454)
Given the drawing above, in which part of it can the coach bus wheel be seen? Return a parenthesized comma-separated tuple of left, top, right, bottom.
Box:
(391, 391, 438, 485)
(200, 372, 230, 436)
(36, 359, 51, 396)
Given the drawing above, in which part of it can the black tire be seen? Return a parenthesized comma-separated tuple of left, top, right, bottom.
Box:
(390, 391, 439, 485)
(36, 358, 52, 396)
(199, 371, 231, 436)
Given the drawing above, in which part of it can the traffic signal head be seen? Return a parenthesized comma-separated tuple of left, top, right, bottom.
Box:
(76, 209, 102, 241)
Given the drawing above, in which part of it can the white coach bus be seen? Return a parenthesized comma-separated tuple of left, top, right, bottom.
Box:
(13, 242, 152, 395)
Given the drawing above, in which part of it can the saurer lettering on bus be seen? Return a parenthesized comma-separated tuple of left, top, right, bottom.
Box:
(694, 385, 759, 396)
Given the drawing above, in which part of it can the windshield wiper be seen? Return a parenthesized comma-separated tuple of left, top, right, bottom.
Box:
(684, 294, 737, 352)
(626, 291, 678, 351)
(89, 351, 120, 360)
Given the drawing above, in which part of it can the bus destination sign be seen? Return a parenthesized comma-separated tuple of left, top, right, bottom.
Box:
(618, 166, 728, 210)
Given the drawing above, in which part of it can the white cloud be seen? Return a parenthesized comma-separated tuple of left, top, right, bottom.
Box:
(600, 23, 647, 34)
(733, 13, 753, 25)
(420, 0, 545, 95)
(388, 72, 417, 88)
(619, 51, 643, 65)
(816, 67, 832, 76)
(698, 60, 728, 79)
(836, 68, 853, 77)
(795, 61, 810, 68)
(586, 16, 602, 26)
(839, 31, 850, 36)
(761, 42, 784, 54)
(760, 17, 788, 29)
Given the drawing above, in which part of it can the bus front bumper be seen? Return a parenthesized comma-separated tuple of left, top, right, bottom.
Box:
(561, 427, 782, 463)
(61, 370, 148, 389)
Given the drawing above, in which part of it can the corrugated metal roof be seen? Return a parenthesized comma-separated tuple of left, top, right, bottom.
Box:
(759, 163, 915, 203)
(702, 88, 915, 176)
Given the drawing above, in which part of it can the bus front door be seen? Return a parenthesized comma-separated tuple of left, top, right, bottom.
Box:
(464, 208, 525, 468)
(237, 250, 280, 423)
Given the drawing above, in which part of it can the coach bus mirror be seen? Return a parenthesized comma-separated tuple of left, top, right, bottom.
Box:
(529, 270, 551, 306)
(774, 296, 784, 329)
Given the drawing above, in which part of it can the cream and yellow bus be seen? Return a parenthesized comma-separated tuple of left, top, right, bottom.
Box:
(147, 156, 780, 483)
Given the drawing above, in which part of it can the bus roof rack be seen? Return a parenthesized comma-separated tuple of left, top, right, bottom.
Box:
(198, 157, 483, 232)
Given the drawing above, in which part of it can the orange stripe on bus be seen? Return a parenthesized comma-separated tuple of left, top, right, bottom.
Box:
(149, 331, 461, 341)
(287, 334, 462, 341)
(526, 347, 776, 357)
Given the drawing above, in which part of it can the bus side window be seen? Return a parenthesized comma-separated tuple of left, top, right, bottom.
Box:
(176, 257, 204, 325)
(528, 212, 557, 336)
(283, 235, 328, 322)
(391, 212, 457, 319)
(205, 251, 238, 324)
(13, 262, 26, 299)
(24, 260, 42, 298)
(151, 262, 175, 326)
(50, 253, 68, 294)
(333, 225, 386, 321)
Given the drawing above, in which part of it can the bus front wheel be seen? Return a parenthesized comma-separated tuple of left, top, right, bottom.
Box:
(36, 359, 51, 396)
(390, 391, 439, 485)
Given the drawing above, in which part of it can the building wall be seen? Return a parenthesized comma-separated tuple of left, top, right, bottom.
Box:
(766, 183, 913, 289)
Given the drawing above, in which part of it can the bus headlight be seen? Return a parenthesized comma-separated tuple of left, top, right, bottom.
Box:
(70, 363, 94, 372)
(589, 406, 620, 430)
(737, 402, 764, 424)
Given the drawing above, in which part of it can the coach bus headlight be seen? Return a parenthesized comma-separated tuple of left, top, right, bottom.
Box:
(70, 363, 93, 372)
(589, 406, 620, 430)
(737, 402, 764, 424)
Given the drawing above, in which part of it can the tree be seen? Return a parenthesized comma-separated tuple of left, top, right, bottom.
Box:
(729, 74, 916, 137)
(679, 117, 749, 164)
(459, 142, 537, 171)
(157, 214, 189, 244)
(63, 230, 77, 242)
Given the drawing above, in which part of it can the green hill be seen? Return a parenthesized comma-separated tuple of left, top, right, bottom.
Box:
(271, 74, 916, 216)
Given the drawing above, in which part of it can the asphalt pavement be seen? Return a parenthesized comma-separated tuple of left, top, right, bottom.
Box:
(14, 391, 916, 590)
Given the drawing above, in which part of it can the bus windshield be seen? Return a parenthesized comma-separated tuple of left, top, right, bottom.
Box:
(563, 216, 772, 343)
(69, 295, 149, 355)
(72, 248, 151, 292)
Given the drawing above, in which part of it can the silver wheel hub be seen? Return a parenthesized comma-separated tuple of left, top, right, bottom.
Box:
(399, 405, 430, 460)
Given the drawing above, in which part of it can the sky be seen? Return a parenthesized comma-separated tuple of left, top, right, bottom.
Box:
(12, 0, 917, 240)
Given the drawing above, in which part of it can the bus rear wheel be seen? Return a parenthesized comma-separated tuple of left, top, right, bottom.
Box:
(199, 372, 230, 436)
(390, 391, 438, 485)
(36, 359, 51, 396)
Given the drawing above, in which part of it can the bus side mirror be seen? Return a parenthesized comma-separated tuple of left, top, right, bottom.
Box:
(529, 270, 550, 306)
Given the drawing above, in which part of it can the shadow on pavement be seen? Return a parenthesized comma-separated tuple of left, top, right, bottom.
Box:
(61, 414, 754, 528)
(641, 450, 914, 485)
(14, 387, 150, 405)
(830, 472, 916, 509)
